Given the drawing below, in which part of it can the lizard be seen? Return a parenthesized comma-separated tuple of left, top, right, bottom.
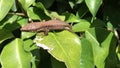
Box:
(20, 19, 72, 35)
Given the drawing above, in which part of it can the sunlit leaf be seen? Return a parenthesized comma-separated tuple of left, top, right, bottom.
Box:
(34, 30, 81, 68)
(63, 13, 80, 23)
(38, 0, 54, 8)
(85, 28, 114, 68)
(18, 0, 35, 10)
(85, 0, 102, 17)
(0, 0, 14, 21)
(23, 39, 38, 51)
(21, 32, 35, 39)
(27, 7, 41, 20)
(0, 38, 32, 68)
(72, 19, 90, 32)
(80, 38, 94, 68)
(27, 2, 51, 20)
(50, 12, 65, 21)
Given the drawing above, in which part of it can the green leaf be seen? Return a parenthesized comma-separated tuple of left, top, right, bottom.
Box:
(50, 12, 65, 21)
(21, 32, 35, 39)
(23, 39, 38, 51)
(85, 28, 114, 68)
(91, 18, 106, 28)
(72, 19, 90, 32)
(0, 29, 14, 44)
(51, 57, 66, 68)
(76, 5, 88, 18)
(17, 16, 28, 26)
(85, 0, 102, 17)
(11, 0, 17, 12)
(63, 13, 80, 23)
(0, 38, 32, 68)
(38, 0, 54, 8)
(34, 2, 51, 18)
(27, 7, 41, 20)
(34, 30, 81, 68)
(0, 14, 28, 31)
(0, 14, 18, 29)
(27, 2, 51, 20)
(80, 38, 94, 68)
(107, 21, 113, 31)
(69, 0, 84, 9)
(69, 1, 75, 9)
(0, 0, 14, 21)
(105, 35, 118, 68)
(31, 56, 37, 68)
(18, 0, 35, 10)
(76, 0, 83, 4)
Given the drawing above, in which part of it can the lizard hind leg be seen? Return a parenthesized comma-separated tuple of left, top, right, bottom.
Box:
(38, 31, 49, 38)
(36, 28, 49, 37)
(43, 28, 50, 36)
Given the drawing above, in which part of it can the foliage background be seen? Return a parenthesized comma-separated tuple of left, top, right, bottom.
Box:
(0, 0, 120, 68)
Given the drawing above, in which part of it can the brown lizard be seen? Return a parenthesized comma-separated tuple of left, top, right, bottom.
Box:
(20, 19, 72, 35)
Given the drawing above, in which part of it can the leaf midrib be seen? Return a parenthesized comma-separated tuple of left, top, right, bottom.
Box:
(51, 33, 72, 68)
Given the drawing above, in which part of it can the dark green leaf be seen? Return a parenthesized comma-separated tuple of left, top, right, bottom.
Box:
(34, 2, 51, 17)
(91, 18, 106, 28)
(0, 14, 28, 31)
(51, 57, 66, 68)
(0, 14, 18, 29)
(76, 5, 88, 18)
(105, 35, 118, 68)
(0, 29, 14, 44)
(103, 6, 120, 27)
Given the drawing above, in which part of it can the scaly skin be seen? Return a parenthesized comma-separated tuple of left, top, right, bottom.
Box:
(21, 19, 72, 35)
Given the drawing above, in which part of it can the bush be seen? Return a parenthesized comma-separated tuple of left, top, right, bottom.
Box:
(0, 0, 120, 68)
